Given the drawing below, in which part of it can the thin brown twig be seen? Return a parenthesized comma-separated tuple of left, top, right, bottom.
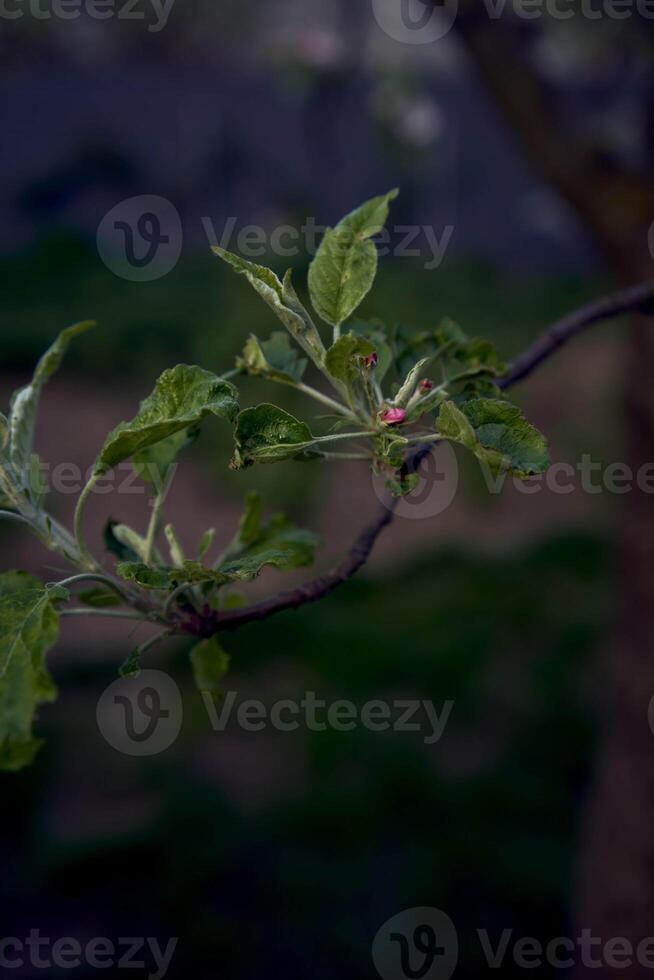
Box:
(499, 279, 654, 389)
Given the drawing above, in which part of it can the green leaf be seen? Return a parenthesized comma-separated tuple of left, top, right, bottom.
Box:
(212, 249, 325, 364)
(78, 588, 122, 609)
(0, 572, 67, 770)
(164, 524, 185, 568)
(197, 528, 216, 562)
(0, 413, 9, 452)
(351, 321, 393, 382)
(393, 357, 432, 408)
(94, 365, 238, 475)
(324, 334, 376, 385)
(133, 428, 197, 486)
(308, 190, 398, 328)
(7, 321, 95, 491)
(220, 493, 319, 579)
(386, 473, 421, 498)
(119, 648, 142, 678)
(190, 636, 230, 701)
(237, 332, 307, 384)
(116, 561, 231, 590)
(237, 490, 263, 546)
(231, 404, 321, 469)
(115, 563, 172, 590)
(437, 398, 549, 478)
(111, 524, 150, 563)
(225, 512, 319, 574)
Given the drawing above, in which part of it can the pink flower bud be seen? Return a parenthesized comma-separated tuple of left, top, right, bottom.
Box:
(363, 351, 378, 369)
(381, 407, 407, 426)
(420, 378, 434, 392)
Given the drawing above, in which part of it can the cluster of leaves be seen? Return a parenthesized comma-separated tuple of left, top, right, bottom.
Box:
(215, 189, 548, 489)
(0, 190, 549, 770)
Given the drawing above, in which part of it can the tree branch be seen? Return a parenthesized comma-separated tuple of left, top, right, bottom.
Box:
(215, 493, 399, 632)
(210, 279, 654, 634)
(500, 279, 654, 389)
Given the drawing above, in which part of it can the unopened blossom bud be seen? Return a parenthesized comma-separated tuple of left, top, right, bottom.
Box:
(381, 407, 407, 425)
(420, 379, 434, 392)
(363, 351, 378, 369)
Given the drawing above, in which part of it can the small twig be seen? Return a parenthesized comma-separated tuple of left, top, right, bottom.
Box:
(500, 279, 654, 389)
(53, 573, 130, 603)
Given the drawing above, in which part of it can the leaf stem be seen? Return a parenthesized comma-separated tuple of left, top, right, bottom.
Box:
(164, 583, 194, 620)
(321, 452, 372, 461)
(144, 469, 174, 566)
(73, 472, 104, 569)
(312, 429, 377, 446)
(294, 382, 356, 419)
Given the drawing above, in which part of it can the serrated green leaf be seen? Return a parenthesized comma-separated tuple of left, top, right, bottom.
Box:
(308, 190, 398, 328)
(78, 588, 122, 608)
(116, 561, 231, 590)
(7, 321, 95, 492)
(227, 512, 319, 573)
(190, 636, 230, 701)
(133, 428, 197, 486)
(324, 334, 376, 384)
(437, 398, 549, 478)
(115, 563, 172, 589)
(231, 404, 321, 469)
(94, 365, 238, 475)
(220, 495, 319, 579)
(237, 332, 308, 384)
(212, 248, 325, 365)
(0, 571, 66, 770)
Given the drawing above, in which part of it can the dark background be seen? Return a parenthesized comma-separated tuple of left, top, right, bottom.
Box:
(1, 2, 653, 977)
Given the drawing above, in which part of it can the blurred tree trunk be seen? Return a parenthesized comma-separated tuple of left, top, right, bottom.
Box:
(439, 2, 654, 969)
